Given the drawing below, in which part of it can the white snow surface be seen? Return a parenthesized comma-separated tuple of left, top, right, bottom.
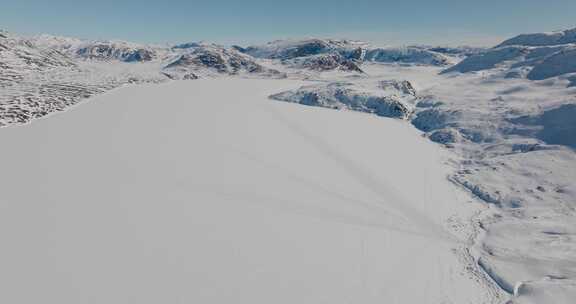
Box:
(2, 28, 576, 304)
(0, 79, 499, 304)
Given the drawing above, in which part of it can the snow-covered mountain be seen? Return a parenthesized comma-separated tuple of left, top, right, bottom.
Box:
(239, 38, 366, 60)
(497, 27, 576, 47)
(282, 52, 363, 72)
(0, 32, 76, 72)
(75, 41, 158, 62)
(444, 28, 576, 82)
(162, 43, 284, 78)
(240, 39, 453, 71)
(0, 31, 166, 126)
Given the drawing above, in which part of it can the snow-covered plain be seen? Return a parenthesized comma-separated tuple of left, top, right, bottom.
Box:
(0, 79, 501, 304)
(2, 27, 576, 304)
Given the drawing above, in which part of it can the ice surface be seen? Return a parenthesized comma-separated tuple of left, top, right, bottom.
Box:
(0, 79, 498, 304)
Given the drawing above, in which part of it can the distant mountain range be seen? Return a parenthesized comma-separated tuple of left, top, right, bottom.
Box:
(2, 27, 576, 127)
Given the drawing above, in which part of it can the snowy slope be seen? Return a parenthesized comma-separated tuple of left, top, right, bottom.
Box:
(497, 27, 576, 47)
(0, 79, 500, 304)
(359, 62, 576, 304)
(75, 41, 158, 62)
(444, 28, 576, 81)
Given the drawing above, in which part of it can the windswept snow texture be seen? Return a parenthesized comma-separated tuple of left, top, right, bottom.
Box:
(270, 80, 417, 119)
(0, 32, 167, 127)
(0, 79, 496, 304)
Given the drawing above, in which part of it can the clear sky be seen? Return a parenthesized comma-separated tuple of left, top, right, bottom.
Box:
(1, 0, 575, 47)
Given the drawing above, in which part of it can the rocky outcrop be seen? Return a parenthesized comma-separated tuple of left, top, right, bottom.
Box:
(270, 80, 418, 119)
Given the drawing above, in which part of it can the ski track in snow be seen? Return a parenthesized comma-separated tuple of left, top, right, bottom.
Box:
(0, 79, 500, 304)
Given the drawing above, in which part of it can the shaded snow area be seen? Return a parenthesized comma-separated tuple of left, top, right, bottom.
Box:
(0, 79, 500, 304)
(2, 27, 576, 304)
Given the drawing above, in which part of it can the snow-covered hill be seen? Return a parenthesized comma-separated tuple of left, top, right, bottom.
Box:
(444, 28, 576, 82)
(270, 80, 417, 119)
(240, 38, 366, 60)
(240, 39, 454, 71)
(281, 52, 363, 72)
(0, 31, 166, 126)
(163, 43, 284, 78)
(75, 41, 158, 62)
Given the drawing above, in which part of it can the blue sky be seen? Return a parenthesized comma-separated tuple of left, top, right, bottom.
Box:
(1, 0, 575, 46)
